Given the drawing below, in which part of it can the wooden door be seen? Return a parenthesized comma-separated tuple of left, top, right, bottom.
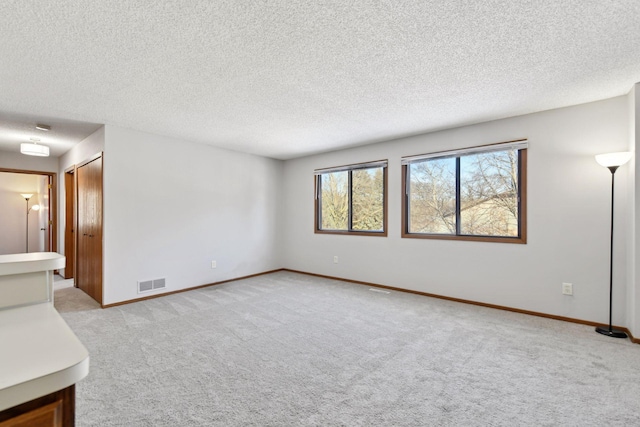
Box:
(63, 170, 74, 279)
(76, 155, 103, 304)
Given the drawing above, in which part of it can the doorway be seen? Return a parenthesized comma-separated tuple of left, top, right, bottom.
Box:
(0, 168, 57, 255)
(63, 167, 75, 279)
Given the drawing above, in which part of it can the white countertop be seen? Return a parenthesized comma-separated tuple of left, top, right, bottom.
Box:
(0, 303, 89, 411)
(0, 252, 66, 276)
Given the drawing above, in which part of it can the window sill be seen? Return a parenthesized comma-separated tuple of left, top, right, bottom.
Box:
(315, 230, 388, 237)
(401, 232, 526, 244)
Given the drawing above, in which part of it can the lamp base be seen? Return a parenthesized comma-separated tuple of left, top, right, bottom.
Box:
(595, 326, 628, 339)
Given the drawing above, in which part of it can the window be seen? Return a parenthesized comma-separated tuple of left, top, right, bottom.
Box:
(402, 140, 527, 243)
(315, 160, 388, 236)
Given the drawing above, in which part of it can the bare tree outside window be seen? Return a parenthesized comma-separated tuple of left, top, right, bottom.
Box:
(403, 144, 525, 243)
(460, 150, 518, 236)
(316, 163, 387, 235)
(408, 158, 456, 234)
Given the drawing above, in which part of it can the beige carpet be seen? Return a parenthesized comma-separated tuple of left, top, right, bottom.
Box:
(55, 271, 640, 426)
(54, 286, 100, 312)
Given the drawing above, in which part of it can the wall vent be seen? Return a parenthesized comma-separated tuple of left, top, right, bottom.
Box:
(138, 280, 153, 293)
(153, 278, 166, 290)
(138, 278, 166, 293)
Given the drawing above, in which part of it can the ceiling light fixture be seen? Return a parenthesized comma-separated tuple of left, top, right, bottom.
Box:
(35, 124, 51, 131)
(20, 142, 50, 157)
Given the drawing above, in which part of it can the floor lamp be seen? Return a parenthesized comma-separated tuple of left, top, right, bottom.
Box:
(594, 151, 632, 338)
(20, 193, 40, 253)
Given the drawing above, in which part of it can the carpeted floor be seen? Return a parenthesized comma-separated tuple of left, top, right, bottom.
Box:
(55, 271, 640, 426)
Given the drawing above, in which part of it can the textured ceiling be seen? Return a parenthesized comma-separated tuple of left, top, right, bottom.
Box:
(0, 1, 639, 160)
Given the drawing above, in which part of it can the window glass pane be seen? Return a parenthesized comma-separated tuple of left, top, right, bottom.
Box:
(408, 158, 456, 234)
(460, 149, 518, 236)
(320, 171, 348, 230)
(352, 167, 384, 231)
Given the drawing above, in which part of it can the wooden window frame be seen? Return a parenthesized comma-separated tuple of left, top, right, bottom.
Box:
(314, 161, 388, 237)
(401, 142, 527, 244)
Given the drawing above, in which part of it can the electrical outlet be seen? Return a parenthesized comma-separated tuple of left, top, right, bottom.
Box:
(333, 256, 338, 264)
(211, 260, 217, 269)
(562, 282, 573, 296)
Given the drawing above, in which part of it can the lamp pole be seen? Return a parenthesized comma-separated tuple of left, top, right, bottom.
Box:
(20, 193, 40, 253)
(594, 152, 632, 339)
(22, 194, 32, 253)
(594, 166, 626, 338)
(26, 197, 29, 253)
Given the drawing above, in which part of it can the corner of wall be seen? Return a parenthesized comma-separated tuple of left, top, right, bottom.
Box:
(629, 83, 640, 338)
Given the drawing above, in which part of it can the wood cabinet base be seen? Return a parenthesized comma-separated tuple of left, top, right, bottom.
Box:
(0, 385, 74, 427)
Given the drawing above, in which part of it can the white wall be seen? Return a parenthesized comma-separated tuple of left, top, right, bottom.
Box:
(59, 126, 106, 170)
(281, 96, 630, 326)
(0, 149, 58, 173)
(58, 126, 105, 277)
(0, 188, 28, 254)
(629, 83, 640, 337)
(36, 175, 48, 252)
(102, 125, 283, 305)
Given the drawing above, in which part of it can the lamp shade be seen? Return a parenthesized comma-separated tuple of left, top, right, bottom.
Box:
(20, 143, 50, 157)
(31, 204, 40, 211)
(20, 193, 33, 200)
(595, 152, 633, 168)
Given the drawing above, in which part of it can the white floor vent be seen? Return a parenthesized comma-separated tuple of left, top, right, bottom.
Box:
(138, 278, 166, 293)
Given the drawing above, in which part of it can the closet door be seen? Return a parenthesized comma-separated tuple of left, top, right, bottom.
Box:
(63, 170, 74, 279)
(76, 155, 103, 304)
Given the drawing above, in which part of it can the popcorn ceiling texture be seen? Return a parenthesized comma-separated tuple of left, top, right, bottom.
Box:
(0, 1, 639, 159)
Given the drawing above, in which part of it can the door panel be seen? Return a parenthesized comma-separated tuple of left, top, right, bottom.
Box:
(76, 163, 89, 295)
(63, 171, 74, 279)
(76, 155, 103, 304)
